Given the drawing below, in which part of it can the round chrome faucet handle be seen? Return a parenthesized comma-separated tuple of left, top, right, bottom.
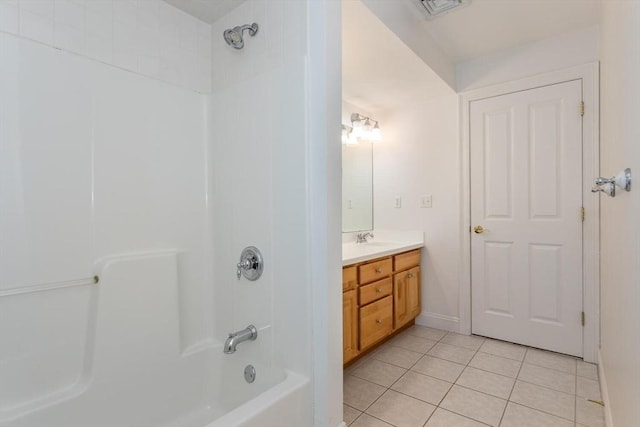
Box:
(236, 246, 264, 281)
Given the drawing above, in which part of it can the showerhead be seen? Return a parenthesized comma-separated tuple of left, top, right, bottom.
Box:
(223, 23, 259, 49)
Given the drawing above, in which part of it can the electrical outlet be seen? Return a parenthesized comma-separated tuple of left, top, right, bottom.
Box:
(421, 195, 433, 208)
(394, 196, 402, 208)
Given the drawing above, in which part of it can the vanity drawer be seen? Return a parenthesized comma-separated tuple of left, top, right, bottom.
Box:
(394, 249, 421, 272)
(360, 296, 393, 349)
(343, 265, 358, 292)
(359, 277, 392, 306)
(359, 258, 392, 284)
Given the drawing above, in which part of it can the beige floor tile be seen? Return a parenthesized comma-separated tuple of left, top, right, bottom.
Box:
(517, 363, 576, 394)
(478, 339, 526, 361)
(500, 402, 573, 427)
(406, 325, 447, 341)
(509, 380, 575, 421)
(411, 355, 465, 383)
(455, 366, 515, 399)
(427, 342, 477, 365)
(440, 333, 485, 350)
(576, 376, 602, 399)
(524, 348, 577, 374)
(350, 358, 407, 387)
(468, 352, 522, 378)
(344, 404, 363, 426)
(343, 375, 386, 411)
(424, 408, 489, 427)
(391, 370, 452, 405)
(440, 385, 507, 427)
(577, 360, 599, 380)
(389, 332, 437, 353)
(576, 397, 605, 427)
(366, 389, 436, 427)
(373, 345, 423, 369)
(350, 413, 394, 427)
(345, 352, 376, 376)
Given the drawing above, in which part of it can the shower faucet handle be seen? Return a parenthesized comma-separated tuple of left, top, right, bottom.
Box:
(236, 246, 264, 281)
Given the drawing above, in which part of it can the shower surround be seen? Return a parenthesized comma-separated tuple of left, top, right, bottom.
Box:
(0, 0, 342, 425)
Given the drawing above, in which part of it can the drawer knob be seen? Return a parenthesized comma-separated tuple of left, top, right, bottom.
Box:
(408, 273, 413, 278)
(376, 319, 383, 324)
(375, 287, 382, 293)
(375, 267, 383, 273)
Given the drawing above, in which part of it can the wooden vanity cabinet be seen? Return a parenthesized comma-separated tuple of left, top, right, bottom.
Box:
(394, 266, 421, 329)
(343, 266, 359, 363)
(342, 249, 422, 365)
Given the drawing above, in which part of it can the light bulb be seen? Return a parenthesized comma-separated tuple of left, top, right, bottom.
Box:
(370, 123, 381, 141)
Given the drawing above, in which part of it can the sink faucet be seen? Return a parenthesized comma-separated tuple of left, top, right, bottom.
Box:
(356, 232, 374, 243)
(224, 325, 258, 354)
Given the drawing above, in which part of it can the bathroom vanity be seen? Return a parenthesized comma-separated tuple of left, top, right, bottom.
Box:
(342, 233, 424, 365)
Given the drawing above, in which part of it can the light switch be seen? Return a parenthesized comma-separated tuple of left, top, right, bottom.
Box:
(394, 196, 402, 208)
(421, 195, 432, 208)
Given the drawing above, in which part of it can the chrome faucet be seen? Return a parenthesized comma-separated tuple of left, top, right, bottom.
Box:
(356, 232, 374, 243)
(224, 325, 258, 354)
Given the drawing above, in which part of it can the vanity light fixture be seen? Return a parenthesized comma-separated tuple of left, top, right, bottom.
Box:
(350, 113, 382, 142)
(342, 124, 357, 145)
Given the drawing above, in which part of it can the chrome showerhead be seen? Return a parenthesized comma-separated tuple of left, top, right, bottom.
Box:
(223, 23, 259, 49)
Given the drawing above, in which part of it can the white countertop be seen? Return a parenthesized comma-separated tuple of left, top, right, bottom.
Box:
(342, 230, 425, 266)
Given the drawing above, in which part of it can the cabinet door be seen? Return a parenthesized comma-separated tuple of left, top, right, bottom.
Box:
(343, 290, 359, 363)
(394, 266, 421, 329)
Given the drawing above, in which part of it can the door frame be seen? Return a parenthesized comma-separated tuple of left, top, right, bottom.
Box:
(458, 63, 600, 362)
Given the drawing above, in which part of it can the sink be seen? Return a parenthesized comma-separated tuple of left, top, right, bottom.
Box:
(359, 241, 395, 247)
(342, 240, 424, 265)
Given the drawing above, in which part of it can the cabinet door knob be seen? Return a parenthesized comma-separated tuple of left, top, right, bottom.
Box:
(375, 287, 382, 293)
(375, 267, 383, 273)
(376, 319, 383, 324)
(407, 273, 413, 278)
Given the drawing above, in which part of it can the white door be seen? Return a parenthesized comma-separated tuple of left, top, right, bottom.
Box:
(470, 80, 583, 357)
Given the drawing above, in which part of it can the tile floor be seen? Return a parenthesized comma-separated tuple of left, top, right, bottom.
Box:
(343, 326, 605, 427)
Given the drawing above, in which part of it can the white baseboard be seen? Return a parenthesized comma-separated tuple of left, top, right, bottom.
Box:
(415, 311, 459, 332)
(598, 349, 614, 427)
(337, 422, 347, 427)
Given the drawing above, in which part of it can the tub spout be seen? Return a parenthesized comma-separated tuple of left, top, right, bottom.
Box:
(224, 325, 258, 354)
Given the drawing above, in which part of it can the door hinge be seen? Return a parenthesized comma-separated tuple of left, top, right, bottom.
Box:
(580, 101, 585, 117)
(580, 207, 585, 222)
(581, 311, 585, 327)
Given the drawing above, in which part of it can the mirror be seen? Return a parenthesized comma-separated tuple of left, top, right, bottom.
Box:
(342, 141, 373, 232)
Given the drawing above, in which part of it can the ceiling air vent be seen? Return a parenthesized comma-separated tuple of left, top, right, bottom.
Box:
(418, 0, 470, 18)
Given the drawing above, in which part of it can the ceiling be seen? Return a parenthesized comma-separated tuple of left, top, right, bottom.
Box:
(163, 0, 244, 23)
(164, 0, 601, 113)
(417, 0, 601, 63)
(342, 1, 454, 113)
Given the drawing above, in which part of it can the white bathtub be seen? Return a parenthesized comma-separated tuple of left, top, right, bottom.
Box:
(2, 348, 310, 427)
(2, 255, 311, 427)
(170, 352, 311, 427)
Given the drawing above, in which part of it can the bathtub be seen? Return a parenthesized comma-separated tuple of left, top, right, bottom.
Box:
(2, 255, 311, 427)
(171, 352, 311, 427)
(2, 347, 310, 427)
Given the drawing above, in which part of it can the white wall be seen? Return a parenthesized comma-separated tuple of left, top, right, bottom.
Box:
(0, 31, 209, 423)
(457, 26, 599, 92)
(0, 0, 212, 93)
(373, 95, 460, 330)
(599, 2, 640, 425)
(209, 1, 342, 425)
